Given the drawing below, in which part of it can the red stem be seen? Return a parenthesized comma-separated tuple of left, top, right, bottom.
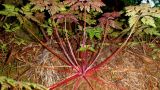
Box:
(54, 28, 79, 71)
(26, 29, 70, 65)
(81, 7, 88, 71)
(87, 23, 109, 70)
(86, 16, 140, 73)
(64, 18, 80, 67)
(82, 7, 87, 46)
(49, 73, 81, 90)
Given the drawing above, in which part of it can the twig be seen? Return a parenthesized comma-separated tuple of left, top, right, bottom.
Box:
(15, 54, 71, 70)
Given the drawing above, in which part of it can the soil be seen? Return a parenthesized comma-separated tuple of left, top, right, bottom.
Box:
(0, 41, 160, 90)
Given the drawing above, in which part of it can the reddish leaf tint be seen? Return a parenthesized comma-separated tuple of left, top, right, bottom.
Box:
(98, 12, 121, 29)
(64, 0, 105, 12)
(30, 0, 61, 15)
(51, 13, 78, 23)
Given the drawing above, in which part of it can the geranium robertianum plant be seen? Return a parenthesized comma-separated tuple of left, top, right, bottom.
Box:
(1, 0, 160, 89)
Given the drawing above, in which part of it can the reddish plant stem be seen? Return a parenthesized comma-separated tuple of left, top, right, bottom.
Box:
(40, 27, 49, 41)
(26, 29, 70, 65)
(86, 24, 107, 70)
(64, 18, 80, 67)
(81, 6, 88, 71)
(87, 30, 107, 69)
(86, 16, 140, 73)
(87, 24, 109, 70)
(49, 73, 81, 90)
(54, 28, 79, 71)
(82, 6, 87, 46)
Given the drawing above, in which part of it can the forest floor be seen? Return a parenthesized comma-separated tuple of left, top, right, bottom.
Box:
(0, 41, 160, 90)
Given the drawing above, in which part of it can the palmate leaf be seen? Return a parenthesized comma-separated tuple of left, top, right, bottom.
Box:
(98, 12, 121, 29)
(30, 0, 61, 15)
(86, 27, 103, 40)
(125, 4, 160, 18)
(30, 0, 49, 11)
(21, 4, 33, 15)
(141, 16, 156, 27)
(125, 4, 160, 30)
(64, 0, 105, 12)
(125, 4, 150, 17)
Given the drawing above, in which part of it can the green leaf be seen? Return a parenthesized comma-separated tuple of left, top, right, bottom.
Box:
(31, 5, 45, 12)
(141, 16, 156, 27)
(78, 46, 87, 52)
(29, 83, 48, 90)
(3, 23, 20, 32)
(0, 43, 7, 53)
(86, 27, 103, 40)
(6, 79, 17, 87)
(14, 38, 27, 45)
(78, 45, 95, 52)
(88, 47, 95, 52)
(47, 27, 53, 36)
(0, 76, 48, 90)
(0, 4, 19, 16)
(128, 15, 138, 27)
(143, 28, 160, 36)
(95, 33, 101, 39)
(21, 4, 32, 13)
(109, 31, 120, 38)
(20, 4, 37, 23)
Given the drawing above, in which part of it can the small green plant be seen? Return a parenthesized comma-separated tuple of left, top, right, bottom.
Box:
(0, 42, 7, 53)
(124, 4, 160, 60)
(125, 4, 160, 35)
(0, 76, 48, 90)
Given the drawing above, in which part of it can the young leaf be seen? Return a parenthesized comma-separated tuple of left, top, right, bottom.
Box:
(0, 4, 19, 16)
(86, 27, 103, 40)
(21, 4, 33, 15)
(78, 45, 95, 52)
(141, 16, 156, 27)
